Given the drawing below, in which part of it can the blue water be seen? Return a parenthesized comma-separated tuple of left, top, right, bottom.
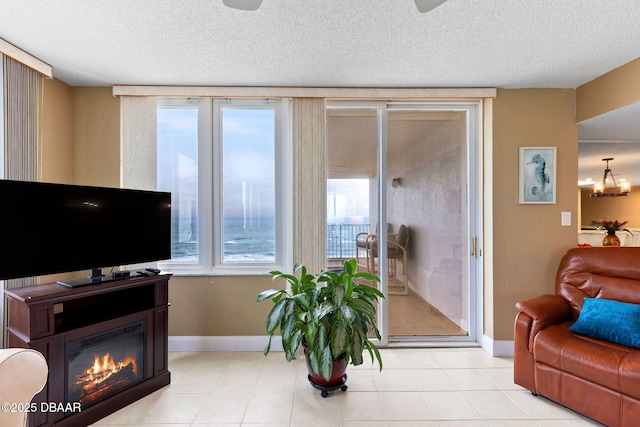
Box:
(170, 217, 275, 262)
(223, 217, 275, 262)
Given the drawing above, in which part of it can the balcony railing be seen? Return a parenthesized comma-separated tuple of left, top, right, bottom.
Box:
(327, 223, 370, 260)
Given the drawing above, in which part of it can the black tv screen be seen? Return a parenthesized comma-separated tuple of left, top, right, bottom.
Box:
(0, 179, 171, 284)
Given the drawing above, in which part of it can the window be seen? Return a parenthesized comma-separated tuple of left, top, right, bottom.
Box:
(157, 103, 200, 263)
(157, 98, 291, 274)
(219, 106, 276, 263)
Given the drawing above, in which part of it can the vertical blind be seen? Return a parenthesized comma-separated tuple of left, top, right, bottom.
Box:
(2, 55, 42, 289)
(292, 98, 327, 272)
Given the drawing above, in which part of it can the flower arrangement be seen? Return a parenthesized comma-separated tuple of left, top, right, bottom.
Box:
(591, 219, 633, 235)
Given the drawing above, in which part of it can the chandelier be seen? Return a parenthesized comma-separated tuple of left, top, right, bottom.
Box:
(591, 158, 631, 198)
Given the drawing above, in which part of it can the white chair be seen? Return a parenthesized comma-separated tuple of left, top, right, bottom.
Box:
(370, 225, 410, 295)
(355, 230, 377, 271)
(355, 223, 393, 272)
(0, 348, 48, 427)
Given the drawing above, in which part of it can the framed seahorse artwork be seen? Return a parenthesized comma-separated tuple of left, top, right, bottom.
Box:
(519, 147, 557, 204)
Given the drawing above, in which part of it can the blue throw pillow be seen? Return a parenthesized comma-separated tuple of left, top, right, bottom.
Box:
(569, 298, 640, 348)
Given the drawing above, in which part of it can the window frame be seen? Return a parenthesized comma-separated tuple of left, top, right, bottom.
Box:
(157, 98, 292, 276)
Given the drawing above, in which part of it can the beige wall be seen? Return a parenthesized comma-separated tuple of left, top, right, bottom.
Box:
(72, 87, 120, 187)
(169, 275, 275, 336)
(576, 57, 640, 122)
(490, 89, 578, 341)
(40, 82, 120, 187)
(41, 78, 73, 184)
(39, 85, 582, 341)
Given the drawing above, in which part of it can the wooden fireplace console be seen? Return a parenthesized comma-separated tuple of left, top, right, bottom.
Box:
(4, 273, 172, 427)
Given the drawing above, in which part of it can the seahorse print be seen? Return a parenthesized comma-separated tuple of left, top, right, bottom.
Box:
(528, 154, 549, 195)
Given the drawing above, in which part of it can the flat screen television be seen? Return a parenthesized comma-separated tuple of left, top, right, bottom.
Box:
(0, 179, 171, 287)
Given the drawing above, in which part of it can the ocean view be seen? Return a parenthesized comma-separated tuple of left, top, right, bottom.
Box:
(170, 217, 368, 262)
(170, 216, 275, 262)
(223, 217, 275, 262)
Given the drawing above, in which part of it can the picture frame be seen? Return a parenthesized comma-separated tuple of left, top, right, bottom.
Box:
(519, 146, 557, 204)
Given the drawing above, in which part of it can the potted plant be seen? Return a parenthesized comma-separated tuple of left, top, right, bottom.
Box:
(591, 218, 633, 246)
(257, 258, 384, 395)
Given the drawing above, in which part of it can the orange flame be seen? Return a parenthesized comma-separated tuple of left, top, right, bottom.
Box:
(77, 352, 138, 388)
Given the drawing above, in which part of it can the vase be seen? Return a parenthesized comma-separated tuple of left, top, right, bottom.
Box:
(603, 232, 621, 246)
(304, 347, 347, 387)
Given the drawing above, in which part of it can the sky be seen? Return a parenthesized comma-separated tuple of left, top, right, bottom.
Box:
(157, 105, 371, 225)
(157, 105, 276, 219)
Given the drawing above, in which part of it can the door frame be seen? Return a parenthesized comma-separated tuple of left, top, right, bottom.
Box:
(326, 99, 483, 347)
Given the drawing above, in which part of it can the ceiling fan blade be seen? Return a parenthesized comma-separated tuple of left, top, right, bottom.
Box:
(223, 0, 263, 11)
(414, 0, 448, 13)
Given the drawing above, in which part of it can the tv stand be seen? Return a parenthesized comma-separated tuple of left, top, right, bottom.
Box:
(5, 274, 171, 427)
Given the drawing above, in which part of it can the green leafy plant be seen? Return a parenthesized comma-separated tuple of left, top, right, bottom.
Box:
(257, 258, 385, 381)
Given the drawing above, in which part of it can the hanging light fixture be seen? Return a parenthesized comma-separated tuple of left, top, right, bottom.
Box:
(591, 158, 631, 197)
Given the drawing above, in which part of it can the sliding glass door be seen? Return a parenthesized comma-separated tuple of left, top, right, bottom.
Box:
(326, 101, 481, 345)
(326, 105, 382, 269)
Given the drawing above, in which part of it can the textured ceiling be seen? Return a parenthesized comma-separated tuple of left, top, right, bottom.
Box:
(1, 0, 639, 183)
(1, 0, 640, 89)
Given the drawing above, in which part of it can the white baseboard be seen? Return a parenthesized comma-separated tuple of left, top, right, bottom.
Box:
(481, 335, 514, 357)
(169, 335, 514, 357)
(168, 335, 283, 352)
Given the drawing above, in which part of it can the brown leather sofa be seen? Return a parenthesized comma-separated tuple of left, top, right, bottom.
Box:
(515, 247, 640, 427)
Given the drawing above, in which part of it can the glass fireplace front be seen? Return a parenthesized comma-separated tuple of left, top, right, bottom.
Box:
(65, 320, 146, 409)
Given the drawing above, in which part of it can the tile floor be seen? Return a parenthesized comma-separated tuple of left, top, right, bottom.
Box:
(93, 348, 605, 426)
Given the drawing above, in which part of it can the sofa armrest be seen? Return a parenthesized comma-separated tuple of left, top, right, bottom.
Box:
(0, 348, 48, 427)
(516, 294, 571, 352)
(516, 294, 571, 325)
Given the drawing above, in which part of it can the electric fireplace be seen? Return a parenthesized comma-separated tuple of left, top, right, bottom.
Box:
(66, 321, 146, 409)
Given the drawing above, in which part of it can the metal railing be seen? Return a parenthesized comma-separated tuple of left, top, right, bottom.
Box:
(327, 223, 370, 260)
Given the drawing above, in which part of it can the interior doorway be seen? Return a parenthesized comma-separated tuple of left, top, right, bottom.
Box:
(326, 101, 481, 345)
